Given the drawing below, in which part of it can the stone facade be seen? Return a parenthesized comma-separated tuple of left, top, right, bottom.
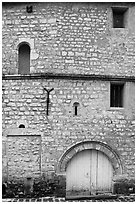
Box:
(2, 2, 135, 76)
(2, 2, 135, 196)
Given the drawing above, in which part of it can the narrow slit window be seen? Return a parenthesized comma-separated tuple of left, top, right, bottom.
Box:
(75, 106, 78, 116)
(110, 83, 124, 107)
(73, 102, 79, 116)
(112, 7, 128, 28)
(18, 43, 30, 74)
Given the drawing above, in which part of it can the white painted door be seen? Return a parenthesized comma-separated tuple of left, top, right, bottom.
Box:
(66, 150, 91, 196)
(66, 150, 113, 197)
(96, 151, 113, 193)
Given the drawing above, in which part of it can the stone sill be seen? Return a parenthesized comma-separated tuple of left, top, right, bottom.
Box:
(2, 73, 135, 82)
(6, 128, 41, 136)
(108, 107, 124, 111)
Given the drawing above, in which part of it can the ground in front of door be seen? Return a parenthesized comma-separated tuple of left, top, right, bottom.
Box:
(2, 194, 135, 202)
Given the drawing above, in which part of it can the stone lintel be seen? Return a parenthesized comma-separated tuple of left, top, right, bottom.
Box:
(7, 128, 41, 136)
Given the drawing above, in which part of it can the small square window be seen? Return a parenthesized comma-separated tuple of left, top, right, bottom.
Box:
(112, 7, 128, 28)
(110, 83, 124, 107)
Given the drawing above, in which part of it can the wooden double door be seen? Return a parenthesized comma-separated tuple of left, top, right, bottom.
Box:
(66, 149, 113, 197)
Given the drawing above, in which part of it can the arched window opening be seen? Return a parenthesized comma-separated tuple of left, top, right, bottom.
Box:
(73, 102, 79, 116)
(19, 124, 25, 128)
(18, 43, 30, 74)
(26, 5, 33, 13)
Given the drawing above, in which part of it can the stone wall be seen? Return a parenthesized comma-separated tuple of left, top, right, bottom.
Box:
(2, 78, 135, 181)
(7, 135, 41, 179)
(2, 2, 135, 76)
(2, 2, 135, 195)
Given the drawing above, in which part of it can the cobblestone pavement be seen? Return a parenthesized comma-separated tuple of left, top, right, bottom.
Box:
(2, 194, 135, 202)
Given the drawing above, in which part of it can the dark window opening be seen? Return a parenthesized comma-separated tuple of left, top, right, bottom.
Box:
(110, 83, 124, 107)
(73, 102, 79, 116)
(19, 124, 25, 128)
(18, 43, 30, 74)
(26, 6, 33, 13)
(112, 7, 128, 28)
(27, 177, 32, 180)
(75, 106, 78, 116)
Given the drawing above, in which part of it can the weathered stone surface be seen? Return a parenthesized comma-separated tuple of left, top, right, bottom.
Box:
(2, 1, 135, 197)
(2, 79, 135, 179)
(2, 2, 135, 76)
(7, 135, 41, 179)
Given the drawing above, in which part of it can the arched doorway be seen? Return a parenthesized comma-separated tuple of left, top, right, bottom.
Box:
(57, 140, 122, 198)
(66, 149, 113, 197)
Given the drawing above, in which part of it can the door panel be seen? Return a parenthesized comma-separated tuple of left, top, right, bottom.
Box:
(96, 151, 113, 193)
(66, 150, 91, 196)
(90, 150, 97, 195)
(66, 149, 113, 197)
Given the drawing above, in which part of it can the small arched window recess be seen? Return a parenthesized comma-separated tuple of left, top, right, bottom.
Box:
(18, 43, 30, 74)
(19, 124, 25, 128)
(26, 6, 33, 13)
(73, 102, 80, 116)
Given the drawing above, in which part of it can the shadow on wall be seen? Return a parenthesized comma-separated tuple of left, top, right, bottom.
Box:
(2, 175, 135, 198)
(2, 174, 66, 198)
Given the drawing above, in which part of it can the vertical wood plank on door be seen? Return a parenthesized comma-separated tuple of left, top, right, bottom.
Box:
(90, 150, 98, 195)
(97, 151, 113, 193)
(66, 150, 90, 196)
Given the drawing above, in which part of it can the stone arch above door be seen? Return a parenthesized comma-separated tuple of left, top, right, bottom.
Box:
(58, 140, 122, 176)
